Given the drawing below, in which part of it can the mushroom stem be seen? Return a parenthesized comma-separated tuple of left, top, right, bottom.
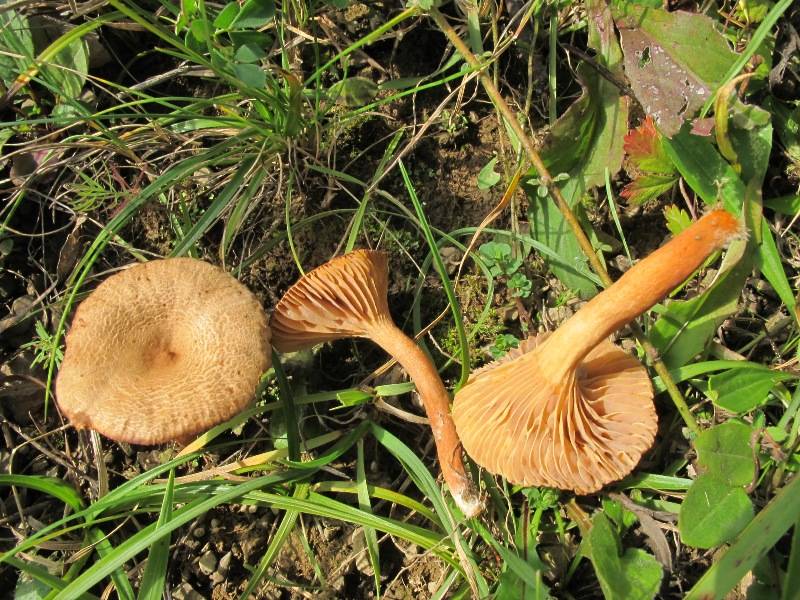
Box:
(369, 320, 483, 518)
(539, 209, 742, 378)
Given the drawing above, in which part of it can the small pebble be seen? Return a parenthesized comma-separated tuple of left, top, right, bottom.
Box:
(211, 551, 233, 585)
(198, 550, 217, 576)
(172, 583, 204, 600)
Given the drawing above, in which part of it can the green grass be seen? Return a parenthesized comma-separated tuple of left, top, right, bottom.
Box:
(2, 1, 800, 598)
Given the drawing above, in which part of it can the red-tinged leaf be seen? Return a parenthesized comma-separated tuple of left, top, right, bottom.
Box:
(620, 173, 677, 205)
(623, 116, 674, 173)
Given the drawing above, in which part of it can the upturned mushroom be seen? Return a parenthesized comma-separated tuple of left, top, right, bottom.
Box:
(452, 209, 742, 493)
(271, 249, 483, 517)
(56, 258, 271, 444)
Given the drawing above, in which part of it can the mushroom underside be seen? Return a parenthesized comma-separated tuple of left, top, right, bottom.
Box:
(453, 335, 656, 494)
(271, 249, 390, 352)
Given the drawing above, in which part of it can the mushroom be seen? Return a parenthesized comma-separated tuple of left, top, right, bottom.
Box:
(56, 258, 271, 444)
(271, 249, 483, 517)
(452, 209, 743, 493)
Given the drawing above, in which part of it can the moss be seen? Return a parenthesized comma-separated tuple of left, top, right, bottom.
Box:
(439, 273, 504, 369)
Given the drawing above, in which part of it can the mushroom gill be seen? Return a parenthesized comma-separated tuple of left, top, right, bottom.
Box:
(453, 334, 654, 493)
(452, 209, 743, 493)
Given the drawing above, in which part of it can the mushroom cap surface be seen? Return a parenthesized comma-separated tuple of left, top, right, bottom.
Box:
(271, 249, 391, 352)
(56, 258, 271, 444)
(452, 334, 656, 494)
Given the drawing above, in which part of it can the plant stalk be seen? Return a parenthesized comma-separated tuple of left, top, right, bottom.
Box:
(429, 7, 703, 435)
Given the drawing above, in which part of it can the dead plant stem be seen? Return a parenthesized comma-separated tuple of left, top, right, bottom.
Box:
(429, 8, 700, 436)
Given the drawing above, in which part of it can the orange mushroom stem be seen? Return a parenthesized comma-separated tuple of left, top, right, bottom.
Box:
(538, 209, 743, 381)
(271, 250, 483, 517)
(366, 320, 482, 515)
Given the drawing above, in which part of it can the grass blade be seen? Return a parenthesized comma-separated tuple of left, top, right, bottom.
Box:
(170, 156, 257, 257)
(57, 470, 310, 597)
(137, 469, 175, 600)
(398, 160, 470, 388)
(357, 439, 381, 597)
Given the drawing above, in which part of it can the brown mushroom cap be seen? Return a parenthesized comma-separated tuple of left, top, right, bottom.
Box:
(271, 249, 391, 352)
(56, 258, 271, 444)
(452, 334, 656, 494)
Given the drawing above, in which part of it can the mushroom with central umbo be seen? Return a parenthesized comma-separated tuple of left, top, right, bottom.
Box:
(452, 209, 742, 493)
(56, 257, 271, 444)
(270, 249, 483, 517)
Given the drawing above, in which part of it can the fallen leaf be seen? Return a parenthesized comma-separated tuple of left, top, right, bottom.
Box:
(613, 5, 738, 137)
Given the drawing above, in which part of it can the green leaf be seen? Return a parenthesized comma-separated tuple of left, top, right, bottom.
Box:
(588, 513, 663, 600)
(479, 241, 520, 277)
(328, 76, 378, 107)
(336, 389, 372, 407)
(492, 548, 551, 600)
(13, 572, 52, 600)
(28, 16, 89, 100)
(374, 382, 415, 396)
(527, 175, 599, 299)
(234, 42, 266, 63)
(228, 30, 271, 49)
(755, 219, 797, 319)
(707, 366, 787, 414)
(231, 0, 275, 29)
(477, 156, 502, 190)
(686, 473, 800, 599)
(530, 1, 627, 298)
(213, 3, 240, 29)
(0, 11, 33, 87)
(176, 0, 197, 32)
(613, 4, 738, 136)
(233, 62, 266, 88)
(356, 440, 381, 596)
(137, 470, 175, 600)
(0, 474, 84, 511)
(620, 172, 677, 204)
(695, 422, 755, 486)
(662, 127, 745, 215)
(679, 474, 753, 549)
(623, 116, 674, 173)
(663, 205, 692, 236)
(540, 63, 628, 190)
(663, 126, 793, 325)
(728, 111, 773, 187)
(189, 18, 210, 43)
(764, 194, 800, 215)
